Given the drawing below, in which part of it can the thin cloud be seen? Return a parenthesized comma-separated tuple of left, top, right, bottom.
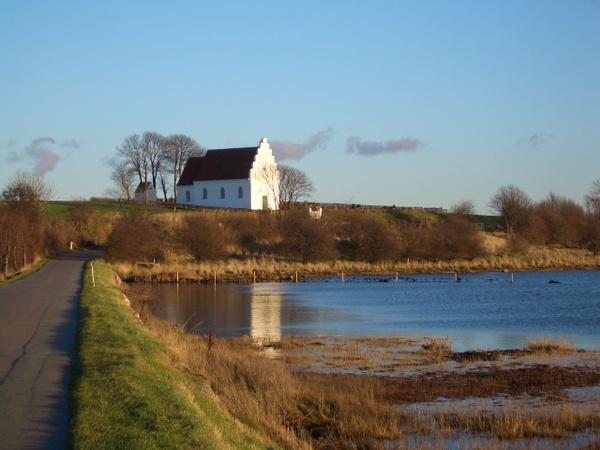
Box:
(346, 136, 423, 156)
(6, 137, 66, 176)
(271, 128, 334, 161)
(518, 133, 552, 150)
(103, 155, 121, 168)
(26, 138, 60, 176)
(60, 139, 82, 149)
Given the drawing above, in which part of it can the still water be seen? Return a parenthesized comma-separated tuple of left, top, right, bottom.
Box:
(149, 270, 600, 352)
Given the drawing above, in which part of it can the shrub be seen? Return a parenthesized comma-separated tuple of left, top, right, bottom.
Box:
(281, 213, 336, 263)
(177, 214, 226, 261)
(106, 213, 162, 263)
(428, 216, 487, 260)
(338, 214, 400, 263)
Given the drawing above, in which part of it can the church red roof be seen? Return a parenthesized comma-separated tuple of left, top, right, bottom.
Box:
(177, 147, 258, 186)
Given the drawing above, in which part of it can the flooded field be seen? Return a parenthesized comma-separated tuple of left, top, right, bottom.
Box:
(253, 335, 600, 449)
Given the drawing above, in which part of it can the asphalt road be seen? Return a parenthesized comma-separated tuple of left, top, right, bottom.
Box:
(0, 249, 103, 449)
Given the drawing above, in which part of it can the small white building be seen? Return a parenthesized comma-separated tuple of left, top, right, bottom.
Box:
(177, 138, 279, 210)
(134, 182, 157, 203)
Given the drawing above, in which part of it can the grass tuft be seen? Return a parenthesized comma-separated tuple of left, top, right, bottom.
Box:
(526, 335, 578, 353)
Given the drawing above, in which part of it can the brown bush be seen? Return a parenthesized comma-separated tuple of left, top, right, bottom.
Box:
(220, 210, 279, 254)
(532, 193, 586, 246)
(281, 213, 336, 263)
(336, 213, 399, 262)
(396, 224, 428, 260)
(583, 212, 600, 255)
(177, 213, 226, 261)
(45, 218, 77, 253)
(106, 213, 162, 263)
(428, 216, 487, 260)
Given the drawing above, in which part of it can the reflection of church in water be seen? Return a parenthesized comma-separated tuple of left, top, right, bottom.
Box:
(249, 285, 282, 342)
(152, 284, 284, 341)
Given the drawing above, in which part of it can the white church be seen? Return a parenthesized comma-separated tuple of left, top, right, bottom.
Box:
(177, 137, 279, 210)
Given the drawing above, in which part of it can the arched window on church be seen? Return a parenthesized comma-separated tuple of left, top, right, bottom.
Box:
(220, 187, 225, 199)
(202, 188, 207, 199)
(185, 190, 191, 202)
(238, 186, 243, 198)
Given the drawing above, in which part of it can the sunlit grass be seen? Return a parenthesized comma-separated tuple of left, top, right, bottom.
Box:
(526, 335, 578, 353)
(70, 259, 276, 449)
(109, 242, 600, 284)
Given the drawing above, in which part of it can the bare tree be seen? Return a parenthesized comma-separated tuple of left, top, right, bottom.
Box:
(157, 169, 170, 202)
(116, 134, 146, 185)
(255, 162, 280, 212)
(165, 134, 204, 203)
(278, 165, 315, 210)
(105, 161, 136, 201)
(1, 169, 53, 205)
(585, 179, 600, 215)
(534, 192, 585, 246)
(584, 179, 600, 254)
(141, 131, 167, 199)
(0, 171, 53, 273)
(450, 199, 477, 218)
(488, 185, 532, 235)
(116, 132, 167, 204)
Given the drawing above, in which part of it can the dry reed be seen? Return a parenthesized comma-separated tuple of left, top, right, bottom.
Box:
(112, 245, 600, 285)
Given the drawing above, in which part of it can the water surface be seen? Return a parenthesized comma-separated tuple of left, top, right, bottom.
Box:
(149, 270, 600, 351)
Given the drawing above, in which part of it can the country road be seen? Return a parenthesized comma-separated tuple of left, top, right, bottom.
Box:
(0, 249, 103, 449)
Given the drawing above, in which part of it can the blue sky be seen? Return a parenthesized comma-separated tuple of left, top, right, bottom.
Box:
(1, 1, 599, 214)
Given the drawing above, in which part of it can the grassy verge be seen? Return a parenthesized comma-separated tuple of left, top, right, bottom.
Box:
(69, 259, 275, 449)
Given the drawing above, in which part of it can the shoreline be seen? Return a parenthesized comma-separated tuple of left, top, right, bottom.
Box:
(112, 251, 600, 284)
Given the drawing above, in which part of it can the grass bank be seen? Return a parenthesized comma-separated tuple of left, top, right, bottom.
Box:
(69, 259, 276, 449)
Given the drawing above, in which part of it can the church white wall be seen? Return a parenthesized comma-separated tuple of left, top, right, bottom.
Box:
(179, 179, 252, 209)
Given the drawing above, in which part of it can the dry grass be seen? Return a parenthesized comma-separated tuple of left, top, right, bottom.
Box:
(111, 245, 600, 285)
(526, 335, 578, 354)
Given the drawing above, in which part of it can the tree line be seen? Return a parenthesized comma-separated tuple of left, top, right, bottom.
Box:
(0, 171, 116, 279)
(488, 183, 600, 254)
(2, 169, 600, 279)
(106, 181, 600, 265)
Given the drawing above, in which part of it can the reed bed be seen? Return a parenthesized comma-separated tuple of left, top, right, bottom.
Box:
(112, 246, 600, 284)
